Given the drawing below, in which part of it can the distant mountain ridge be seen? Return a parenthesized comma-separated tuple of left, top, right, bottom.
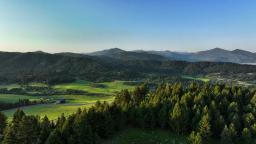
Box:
(0, 50, 256, 84)
(89, 48, 256, 64)
(89, 48, 167, 61)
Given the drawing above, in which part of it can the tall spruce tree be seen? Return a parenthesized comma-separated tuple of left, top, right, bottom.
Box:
(0, 112, 7, 135)
(188, 131, 202, 144)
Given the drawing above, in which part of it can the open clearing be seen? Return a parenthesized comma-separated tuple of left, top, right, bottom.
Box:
(0, 94, 40, 103)
(181, 75, 210, 82)
(1, 80, 136, 120)
(53, 80, 135, 95)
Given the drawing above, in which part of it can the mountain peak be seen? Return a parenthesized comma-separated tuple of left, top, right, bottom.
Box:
(231, 49, 255, 56)
(89, 48, 125, 56)
(196, 48, 228, 55)
(107, 48, 125, 52)
(100, 48, 125, 54)
(33, 51, 47, 54)
(232, 49, 249, 53)
(210, 47, 227, 51)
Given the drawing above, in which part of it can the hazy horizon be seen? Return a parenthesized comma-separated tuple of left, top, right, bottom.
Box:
(0, 47, 256, 54)
(1, 0, 256, 53)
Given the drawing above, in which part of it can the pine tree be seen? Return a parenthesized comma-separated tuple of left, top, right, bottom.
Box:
(221, 123, 237, 144)
(251, 123, 256, 138)
(169, 101, 188, 135)
(45, 129, 63, 144)
(38, 116, 52, 144)
(0, 112, 7, 135)
(213, 114, 225, 137)
(242, 128, 251, 144)
(74, 111, 95, 144)
(188, 131, 202, 144)
(221, 125, 232, 144)
(243, 113, 255, 128)
(132, 83, 148, 105)
(158, 105, 168, 129)
(17, 115, 40, 144)
(12, 109, 25, 124)
(250, 93, 256, 105)
(198, 113, 211, 139)
(55, 113, 66, 131)
(2, 109, 25, 144)
(61, 114, 76, 143)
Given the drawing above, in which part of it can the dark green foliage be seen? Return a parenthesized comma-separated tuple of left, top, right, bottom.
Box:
(198, 112, 211, 139)
(2, 82, 256, 143)
(73, 110, 94, 144)
(221, 124, 237, 144)
(45, 129, 63, 144)
(17, 115, 40, 144)
(0, 112, 7, 135)
(38, 116, 52, 144)
(2, 124, 17, 144)
(169, 101, 187, 135)
(242, 128, 252, 144)
(0, 99, 45, 111)
(188, 131, 202, 144)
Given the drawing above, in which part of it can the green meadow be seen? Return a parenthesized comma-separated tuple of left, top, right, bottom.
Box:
(182, 75, 210, 82)
(53, 80, 135, 95)
(1, 80, 136, 120)
(0, 94, 40, 103)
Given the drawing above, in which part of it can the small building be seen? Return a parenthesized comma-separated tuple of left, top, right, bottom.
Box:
(55, 99, 66, 104)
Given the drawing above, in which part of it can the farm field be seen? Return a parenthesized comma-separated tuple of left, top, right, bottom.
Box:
(0, 94, 40, 103)
(3, 95, 114, 120)
(54, 80, 135, 95)
(182, 75, 210, 82)
(1, 80, 136, 120)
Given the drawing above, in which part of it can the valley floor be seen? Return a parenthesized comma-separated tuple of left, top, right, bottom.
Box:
(0, 80, 136, 120)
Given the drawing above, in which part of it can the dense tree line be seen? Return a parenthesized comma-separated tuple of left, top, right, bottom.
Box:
(1, 82, 256, 143)
(0, 99, 47, 111)
(0, 86, 87, 96)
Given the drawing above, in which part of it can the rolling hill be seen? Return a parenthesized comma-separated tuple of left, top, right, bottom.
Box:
(149, 48, 256, 63)
(0, 50, 256, 84)
(89, 48, 167, 61)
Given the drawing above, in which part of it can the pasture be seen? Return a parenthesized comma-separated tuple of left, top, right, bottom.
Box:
(0, 94, 40, 103)
(1, 80, 136, 120)
(182, 75, 210, 82)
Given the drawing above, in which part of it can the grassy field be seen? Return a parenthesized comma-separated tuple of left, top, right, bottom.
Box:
(103, 128, 187, 144)
(54, 80, 135, 95)
(1, 80, 136, 120)
(182, 75, 210, 82)
(0, 94, 40, 103)
(4, 101, 93, 120)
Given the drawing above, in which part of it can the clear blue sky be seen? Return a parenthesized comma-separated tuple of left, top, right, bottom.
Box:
(0, 0, 256, 53)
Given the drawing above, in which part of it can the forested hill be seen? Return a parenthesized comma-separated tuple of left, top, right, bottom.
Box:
(90, 48, 256, 63)
(0, 51, 256, 84)
(88, 48, 168, 61)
